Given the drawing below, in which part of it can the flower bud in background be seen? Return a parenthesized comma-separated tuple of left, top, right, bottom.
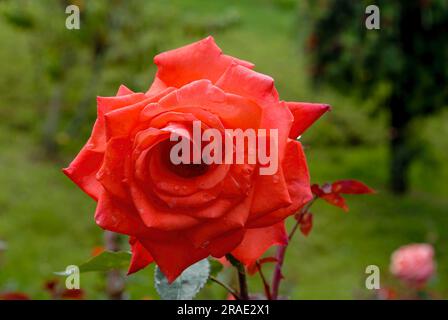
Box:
(390, 243, 436, 288)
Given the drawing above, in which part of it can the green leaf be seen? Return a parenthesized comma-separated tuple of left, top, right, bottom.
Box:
(209, 259, 223, 277)
(155, 259, 210, 300)
(55, 251, 131, 275)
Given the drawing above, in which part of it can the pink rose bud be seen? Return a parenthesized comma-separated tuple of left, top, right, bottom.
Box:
(390, 243, 436, 288)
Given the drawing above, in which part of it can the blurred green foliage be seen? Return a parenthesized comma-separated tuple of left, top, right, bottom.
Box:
(300, 0, 448, 192)
(0, 0, 447, 299)
(301, 0, 448, 116)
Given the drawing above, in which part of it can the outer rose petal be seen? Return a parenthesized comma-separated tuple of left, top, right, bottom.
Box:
(138, 229, 246, 282)
(138, 235, 209, 283)
(96, 137, 131, 200)
(104, 87, 176, 140)
(286, 102, 330, 139)
(231, 222, 288, 266)
(95, 191, 147, 236)
(146, 77, 169, 96)
(63, 148, 104, 201)
(216, 63, 279, 103)
(128, 237, 154, 275)
(117, 84, 134, 96)
(250, 168, 292, 217)
(207, 229, 245, 258)
(152, 36, 253, 88)
(248, 140, 312, 227)
(63, 90, 146, 200)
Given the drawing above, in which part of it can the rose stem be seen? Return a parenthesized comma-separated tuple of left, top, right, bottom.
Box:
(271, 196, 317, 300)
(271, 245, 286, 300)
(104, 231, 125, 300)
(210, 276, 241, 300)
(237, 267, 250, 300)
(226, 254, 250, 300)
(256, 261, 272, 300)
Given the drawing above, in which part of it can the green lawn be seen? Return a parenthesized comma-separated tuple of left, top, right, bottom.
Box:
(1, 131, 447, 299)
(0, 0, 447, 299)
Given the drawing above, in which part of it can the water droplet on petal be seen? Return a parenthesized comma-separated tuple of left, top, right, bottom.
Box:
(200, 241, 210, 248)
(167, 200, 176, 208)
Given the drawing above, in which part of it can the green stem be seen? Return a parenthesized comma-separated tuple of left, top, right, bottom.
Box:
(226, 254, 249, 300)
(210, 276, 240, 300)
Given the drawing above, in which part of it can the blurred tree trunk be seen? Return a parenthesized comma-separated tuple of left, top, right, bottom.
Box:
(388, 1, 421, 194)
(389, 95, 412, 194)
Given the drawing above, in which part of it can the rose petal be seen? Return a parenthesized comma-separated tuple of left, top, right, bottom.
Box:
(216, 63, 279, 103)
(146, 76, 169, 96)
(231, 222, 288, 266)
(94, 191, 147, 236)
(208, 229, 245, 258)
(250, 168, 292, 218)
(286, 102, 330, 138)
(216, 66, 293, 163)
(96, 137, 132, 200)
(148, 146, 230, 198)
(248, 140, 312, 227)
(186, 189, 254, 248)
(152, 36, 253, 88)
(63, 91, 147, 200)
(63, 148, 104, 201)
(94, 93, 146, 149)
(130, 182, 201, 231)
(105, 87, 176, 140)
(117, 84, 134, 96)
(128, 237, 154, 275)
(154, 80, 262, 130)
(138, 234, 209, 283)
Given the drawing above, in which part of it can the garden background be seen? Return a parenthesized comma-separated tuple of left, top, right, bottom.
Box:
(0, 0, 447, 299)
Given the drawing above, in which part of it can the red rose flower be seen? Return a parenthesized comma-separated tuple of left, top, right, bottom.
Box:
(63, 36, 329, 282)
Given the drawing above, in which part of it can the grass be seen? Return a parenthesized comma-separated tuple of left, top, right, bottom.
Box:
(0, 0, 447, 299)
(1, 130, 447, 299)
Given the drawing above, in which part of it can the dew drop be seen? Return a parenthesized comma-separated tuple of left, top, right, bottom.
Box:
(167, 200, 176, 208)
(200, 241, 210, 248)
(242, 168, 250, 175)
